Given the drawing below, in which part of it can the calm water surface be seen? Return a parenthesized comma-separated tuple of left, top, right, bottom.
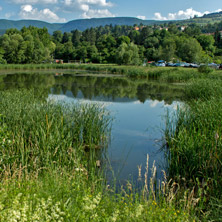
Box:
(0, 72, 184, 183)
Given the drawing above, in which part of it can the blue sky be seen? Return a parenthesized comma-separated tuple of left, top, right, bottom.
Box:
(0, 0, 221, 23)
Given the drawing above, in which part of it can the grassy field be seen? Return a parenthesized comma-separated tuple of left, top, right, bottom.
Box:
(1, 63, 222, 82)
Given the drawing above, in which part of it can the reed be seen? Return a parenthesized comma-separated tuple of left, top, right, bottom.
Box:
(0, 63, 217, 82)
(165, 79, 222, 219)
(0, 89, 111, 175)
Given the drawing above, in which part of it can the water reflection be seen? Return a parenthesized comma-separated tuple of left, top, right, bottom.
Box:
(0, 72, 184, 183)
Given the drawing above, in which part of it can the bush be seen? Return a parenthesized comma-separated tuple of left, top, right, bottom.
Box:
(198, 65, 213, 74)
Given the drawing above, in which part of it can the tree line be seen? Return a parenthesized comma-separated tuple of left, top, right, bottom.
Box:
(0, 23, 221, 65)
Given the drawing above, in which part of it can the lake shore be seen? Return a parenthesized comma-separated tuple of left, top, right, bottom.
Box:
(0, 67, 222, 220)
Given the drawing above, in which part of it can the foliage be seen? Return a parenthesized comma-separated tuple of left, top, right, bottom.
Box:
(116, 42, 141, 65)
(0, 20, 222, 64)
(0, 89, 111, 173)
(165, 79, 222, 219)
(0, 89, 194, 222)
(198, 65, 213, 74)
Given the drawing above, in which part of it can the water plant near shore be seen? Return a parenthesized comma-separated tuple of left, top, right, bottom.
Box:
(0, 89, 111, 174)
(1, 63, 220, 82)
(0, 88, 194, 221)
(165, 79, 222, 220)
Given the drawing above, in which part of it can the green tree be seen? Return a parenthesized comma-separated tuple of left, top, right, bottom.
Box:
(176, 36, 203, 62)
(197, 35, 215, 55)
(0, 33, 26, 64)
(62, 32, 71, 44)
(117, 36, 130, 46)
(53, 30, 63, 43)
(161, 37, 176, 61)
(116, 42, 141, 65)
(71, 29, 81, 47)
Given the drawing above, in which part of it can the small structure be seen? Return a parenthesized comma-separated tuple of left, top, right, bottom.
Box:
(54, 59, 63, 64)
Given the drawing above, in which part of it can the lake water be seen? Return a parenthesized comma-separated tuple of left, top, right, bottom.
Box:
(0, 72, 184, 184)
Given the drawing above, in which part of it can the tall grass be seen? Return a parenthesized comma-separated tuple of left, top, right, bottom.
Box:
(0, 88, 195, 221)
(0, 89, 111, 174)
(165, 79, 222, 219)
(0, 63, 215, 82)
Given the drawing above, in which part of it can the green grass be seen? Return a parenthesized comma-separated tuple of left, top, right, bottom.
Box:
(0, 170, 193, 222)
(2, 63, 221, 82)
(0, 89, 111, 174)
(0, 88, 194, 221)
(165, 79, 222, 220)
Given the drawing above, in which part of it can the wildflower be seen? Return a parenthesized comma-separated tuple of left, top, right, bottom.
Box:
(215, 132, 219, 140)
(135, 204, 143, 218)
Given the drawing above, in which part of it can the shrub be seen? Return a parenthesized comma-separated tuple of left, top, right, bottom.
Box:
(198, 65, 213, 74)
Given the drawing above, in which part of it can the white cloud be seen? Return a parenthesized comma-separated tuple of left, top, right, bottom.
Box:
(154, 12, 167, 20)
(0, 6, 2, 11)
(9, 0, 57, 4)
(63, 0, 113, 14)
(64, 0, 113, 7)
(82, 8, 114, 18)
(62, 0, 114, 17)
(137, 15, 146, 20)
(154, 8, 222, 20)
(77, 0, 113, 7)
(19, 4, 66, 22)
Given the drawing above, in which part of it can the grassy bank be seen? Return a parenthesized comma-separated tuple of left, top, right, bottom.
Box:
(0, 89, 193, 221)
(2, 63, 222, 82)
(165, 79, 222, 220)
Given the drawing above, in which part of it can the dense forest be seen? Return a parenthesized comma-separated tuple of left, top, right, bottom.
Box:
(0, 22, 222, 65)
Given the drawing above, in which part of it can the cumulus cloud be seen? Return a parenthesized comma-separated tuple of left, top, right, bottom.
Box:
(8, 0, 57, 4)
(19, 4, 66, 22)
(154, 8, 222, 20)
(82, 8, 114, 18)
(77, 0, 113, 7)
(63, 0, 113, 13)
(137, 15, 146, 20)
(62, 0, 114, 18)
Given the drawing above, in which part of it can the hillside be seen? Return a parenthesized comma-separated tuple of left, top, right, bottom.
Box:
(0, 19, 63, 34)
(0, 11, 221, 34)
(60, 17, 165, 32)
(0, 17, 165, 34)
(176, 11, 222, 26)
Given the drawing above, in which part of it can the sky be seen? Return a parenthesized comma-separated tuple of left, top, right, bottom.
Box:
(0, 0, 221, 23)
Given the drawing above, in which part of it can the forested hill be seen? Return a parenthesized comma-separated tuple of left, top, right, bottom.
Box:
(0, 17, 165, 34)
(0, 10, 221, 34)
(0, 19, 63, 34)
(60, 17, 164, 32)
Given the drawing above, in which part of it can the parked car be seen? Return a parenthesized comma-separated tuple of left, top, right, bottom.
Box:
(166, 62, 174, 67)
(190, 63, 200, 68)
(208, 63, 219, 69)
(155, 62, 166, 67)
(155, 60, 166, 67)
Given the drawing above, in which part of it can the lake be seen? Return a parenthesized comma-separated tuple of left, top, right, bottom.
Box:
(0, 72, 184, 184)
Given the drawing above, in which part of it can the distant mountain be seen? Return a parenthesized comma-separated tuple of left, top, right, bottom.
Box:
(0, 17, 165, 34)
(0, 19, 63, 34)
(60, 17, 164, 32)
(0, 11, 221, 35)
